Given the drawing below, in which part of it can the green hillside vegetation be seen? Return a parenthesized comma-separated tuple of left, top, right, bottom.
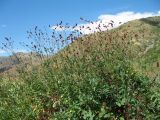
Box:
(0, 16, 160, 119)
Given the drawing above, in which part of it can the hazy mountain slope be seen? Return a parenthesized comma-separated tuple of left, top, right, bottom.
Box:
(0, 56, 19, 73)
(0, 52, 43, 77)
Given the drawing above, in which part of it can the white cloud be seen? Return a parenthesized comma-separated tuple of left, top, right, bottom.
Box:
(1, 24, 7, 28)
(98, 11, 158, 26)
(0, 50, 5, 54)
(79, 11, 160, 34)
(51, 10, 160, 34)
(51, 25, 70, 31)
(14, 49, 28, 53)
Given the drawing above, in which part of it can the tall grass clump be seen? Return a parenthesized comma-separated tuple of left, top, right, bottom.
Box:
(0, 17, 160, 119)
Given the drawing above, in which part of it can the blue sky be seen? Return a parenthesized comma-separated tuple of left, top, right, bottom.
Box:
(0, 0, 160, 56)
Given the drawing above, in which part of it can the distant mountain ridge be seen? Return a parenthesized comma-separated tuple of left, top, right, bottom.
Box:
(0, 52, 42, 73)
(0, 56, 17, 73)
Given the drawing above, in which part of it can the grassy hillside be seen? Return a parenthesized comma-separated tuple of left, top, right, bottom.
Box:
(49, 16, 160, 77)
(0, 16, 160, 119)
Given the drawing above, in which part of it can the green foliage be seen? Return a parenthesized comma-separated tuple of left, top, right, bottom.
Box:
(45, 56, 160, 119)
